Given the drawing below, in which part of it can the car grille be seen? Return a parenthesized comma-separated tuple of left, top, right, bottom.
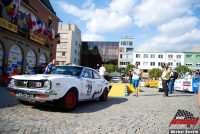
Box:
(14, 80, 44, 89)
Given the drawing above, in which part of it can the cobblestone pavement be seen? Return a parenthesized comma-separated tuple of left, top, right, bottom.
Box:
(0, 86, 200, 134)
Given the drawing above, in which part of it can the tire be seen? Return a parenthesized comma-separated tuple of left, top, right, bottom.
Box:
(99, 88, 108, 101)
(58, 88, 78, 111)
(17, 99, 32, 105)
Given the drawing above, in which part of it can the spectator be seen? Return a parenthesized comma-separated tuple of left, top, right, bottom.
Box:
(181, 72, 186, 79)
(99, 64, 106, 77)
(185, 72, 191, 79)
(131, 63, 141, 97)
(13, 65, 19, 75)
(41, 63, 48, 73)
(198, 86, 200, 108)
(43, 59, 57, 74)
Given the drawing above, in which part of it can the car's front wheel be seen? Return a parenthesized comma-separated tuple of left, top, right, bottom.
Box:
(59, 89, 78, 111)
(99, 88, 108, 101)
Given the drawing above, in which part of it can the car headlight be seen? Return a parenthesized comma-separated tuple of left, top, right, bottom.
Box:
(9, 79, 15, 87)
(44, 81, 51, 90)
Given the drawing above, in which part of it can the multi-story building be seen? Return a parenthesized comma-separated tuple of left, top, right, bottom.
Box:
(184, 45, 200, 70)
(133, 51, 184, 77)
(56, 24, 82, 65)
(81, 41, 119, 69)
(0, 0, 59, 74)
(118, 36, 134, 72)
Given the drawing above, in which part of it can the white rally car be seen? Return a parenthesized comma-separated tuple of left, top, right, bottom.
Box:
(7, 65, 110, 111)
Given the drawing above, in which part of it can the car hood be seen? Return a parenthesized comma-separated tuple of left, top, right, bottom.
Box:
(10, 74, 77, 80)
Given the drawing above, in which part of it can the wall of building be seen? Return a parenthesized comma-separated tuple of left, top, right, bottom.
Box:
(184, 52, 200, 70)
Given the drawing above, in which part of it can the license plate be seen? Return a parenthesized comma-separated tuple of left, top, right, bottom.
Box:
(17, 93, 34, 98)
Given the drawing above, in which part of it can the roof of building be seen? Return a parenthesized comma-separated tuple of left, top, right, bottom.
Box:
(187, 44, 200, 52)
(40, 0, 55, 14)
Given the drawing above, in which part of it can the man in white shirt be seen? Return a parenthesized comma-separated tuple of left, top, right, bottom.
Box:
(99, 64, 106, 77)
(131, 63, 141, 97)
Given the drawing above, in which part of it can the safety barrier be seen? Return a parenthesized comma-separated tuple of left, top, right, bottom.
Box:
(143, 80, 159, 88)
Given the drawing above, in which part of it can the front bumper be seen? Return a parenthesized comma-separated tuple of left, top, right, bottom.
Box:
(7, 87, 57, 101)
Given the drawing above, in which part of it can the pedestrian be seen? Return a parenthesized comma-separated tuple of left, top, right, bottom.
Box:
(129, 67, 133, 84)
(161, 63, 172, 97)
(168, 70, 178, 94)
(43, 59, 57, 74)
(99, 64, 106, 78)
(131, 63, 141, 97)
(198, 86, 200, 108)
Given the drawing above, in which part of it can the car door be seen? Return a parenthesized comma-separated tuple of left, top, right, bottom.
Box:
(92, 70, 104, 98)
(81, 68, 95, 99)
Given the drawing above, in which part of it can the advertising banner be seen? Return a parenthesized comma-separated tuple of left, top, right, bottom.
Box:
(39, 54, 47, 64)
(26, 50, 36, 74)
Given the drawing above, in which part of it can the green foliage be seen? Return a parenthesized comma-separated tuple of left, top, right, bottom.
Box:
(104, 64, 119, 73)
(174, 65, 192, 73)
(124, 64, 135, 76)
(149, 68, 162, 78)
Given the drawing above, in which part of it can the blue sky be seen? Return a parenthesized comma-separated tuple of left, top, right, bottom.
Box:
(50, 0, 200, 52)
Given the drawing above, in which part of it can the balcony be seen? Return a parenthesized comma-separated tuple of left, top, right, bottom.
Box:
(0, 18, 18, 33)
(30, 33, 45, 45)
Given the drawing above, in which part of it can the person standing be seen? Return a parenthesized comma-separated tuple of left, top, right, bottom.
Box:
(99, 64, 106, 77)
(43, 59, 57, 74)
(13, 65, 19, 75)
(129, 68, 133, 84)
(161, 63, 172, 97)
(131, 63, 140, 97)
(198, 86, 200, 108)
(168, 70, 178, 94)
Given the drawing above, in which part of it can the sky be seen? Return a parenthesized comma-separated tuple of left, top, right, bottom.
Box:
(49, 0, 200, 52)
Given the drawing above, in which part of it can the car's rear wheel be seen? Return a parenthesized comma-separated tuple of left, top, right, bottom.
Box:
(59, 89, 78, 111)
(99, 88, 108, 101)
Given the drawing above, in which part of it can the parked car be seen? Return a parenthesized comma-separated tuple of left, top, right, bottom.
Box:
(109, 77, 122, 83)
(7, 65, 110, 111)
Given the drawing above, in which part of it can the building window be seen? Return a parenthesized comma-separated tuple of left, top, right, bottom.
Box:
(57, 42, 67, 48)
(150, 54, 155, 58)
(120, 54, 122, 58)
(150, 62, 155, 66)
(78, 60, 79, 64)
(136, 54, 140, 58)
(56, 52, 66, 57)
(196, 55, 200, 58)
(176, 62, 181, 66)
(126, 48, 133, 52)
(79, 44, 80, 48)
(127, 41, 133, 46)
(196, 63, 200, 66)
(186, 55, 192, 58)
(75, 50, 77, 54)
(60, 34, 68, 39)
(120, 62, 130, 65)
(168, 62, 173, 66)
(186, 63, 192, 66)
(143, 62, 148, 66)
(121, 41, 126, 45)
(136, 62, 140, 65)
(78, 52, 80, 56)
(57, 61, 66, 65)
(74, 58, 76, 63)
(176, 55, 181, 58)
(76, 41, 77, 46)
(143, 54, 148, 58)
(158, 54, 163, 58)
(168, 55, 173, 58)
(143, 69, 148, 73)
(158, 62, 163, 66)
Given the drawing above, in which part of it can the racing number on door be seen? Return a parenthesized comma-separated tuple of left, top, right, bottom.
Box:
(86, 83, 92, 95)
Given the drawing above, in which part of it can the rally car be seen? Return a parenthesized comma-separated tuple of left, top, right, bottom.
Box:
(7, 65, 110, 111)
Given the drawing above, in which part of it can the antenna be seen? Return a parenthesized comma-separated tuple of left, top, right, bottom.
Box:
(68, 17, 71, 30)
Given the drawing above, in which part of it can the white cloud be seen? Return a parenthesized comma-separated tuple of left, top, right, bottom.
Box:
(82, 34, 105, 41)
(136, 29, 200, 52)
(158, 17, 198, 36)
(133, 0, 200, 27)
(83, 0, 93, 9)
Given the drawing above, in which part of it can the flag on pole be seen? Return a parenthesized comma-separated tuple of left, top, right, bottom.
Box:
(31, 14, 39, 31)
(19, 12, 27, 24)
(55, 34, 60, 44)
(26, 13, 32, 29)
(13, 0, 21, 19)
(48, 15, 52, 28)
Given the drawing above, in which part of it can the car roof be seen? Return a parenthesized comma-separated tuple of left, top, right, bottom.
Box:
(56, 65, 95, 71)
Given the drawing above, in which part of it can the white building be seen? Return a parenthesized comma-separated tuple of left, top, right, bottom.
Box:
(56, 24, 82, 65)
(133, 51, 184, 77)
(118, 36, 134, 72)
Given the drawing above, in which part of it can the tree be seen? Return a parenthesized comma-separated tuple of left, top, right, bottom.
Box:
(124, 64, 135, 76)
(174, 65, 191, 73)
(104, 64, 119, 73)
(148, 68, 162, 78)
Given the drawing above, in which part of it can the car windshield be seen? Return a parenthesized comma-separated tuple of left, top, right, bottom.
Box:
(51, 66, 83, 76)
